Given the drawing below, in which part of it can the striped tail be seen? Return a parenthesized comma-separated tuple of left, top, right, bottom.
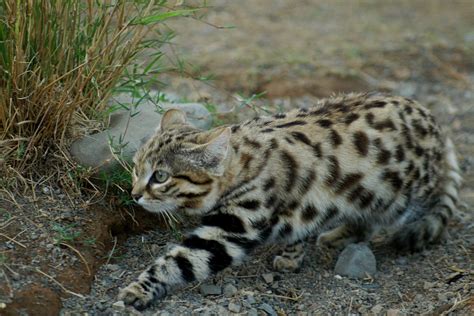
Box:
(393, 137, 462, 251)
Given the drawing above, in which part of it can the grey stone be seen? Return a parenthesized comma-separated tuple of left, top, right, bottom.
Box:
(245, 295, 256, 305)
(104, 264, 120, 271)
(334, 243, 376, 279)
(70, 92, 212, 173)
(371, 304, 384, 315)
(223, 283, 238, 297)
(228, 301, 242, 313)
(262, 272, 274, 283)
(248, 308, 259, 316)
(259, 303, 277, 316)
(199, 284, 222, 296)
(386, 309, 401, 316)
(112, 301, 125, 310)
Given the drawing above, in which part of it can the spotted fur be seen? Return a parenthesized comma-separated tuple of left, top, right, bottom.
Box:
(119, 93, 461, 310)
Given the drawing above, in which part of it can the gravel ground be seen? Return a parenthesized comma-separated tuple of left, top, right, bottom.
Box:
(65, 1, 474, 314)
(2, 1, 474, 315)
(62, 81, 474, 315)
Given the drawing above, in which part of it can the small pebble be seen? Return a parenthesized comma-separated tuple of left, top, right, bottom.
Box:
(223, 283, 238, 297)
(112, 301, 125, 310)
(248, 308, 259, 316)
(200, 284, 222, 296)
(245, 295, 256, 305)
(395, 257, 408, 265)
(228, 301, 242, 313)
(259, 303, 277, 316)
(387, 308, 401, 316)
(104, 264, 120, 271)
(423, 281, 436, 290)
(371, 304, 384, 315)
(334, 243, 377, 279)
(262, 273, 274, 283)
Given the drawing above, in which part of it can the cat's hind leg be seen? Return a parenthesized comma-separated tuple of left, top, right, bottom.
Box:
(317, 223, 372, 249)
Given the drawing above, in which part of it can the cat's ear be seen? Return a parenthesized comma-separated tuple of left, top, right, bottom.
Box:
(195, 127, 231, 176)
(160, 109, 187, 131)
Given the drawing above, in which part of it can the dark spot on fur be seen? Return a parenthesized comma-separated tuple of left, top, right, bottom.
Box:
(348, 186, 374, 208)
(364, 101, 386, 109)
(275, 120, 307, 128)
(231, 125, 240, 133)
(243, 136, 262, 149)
(335, 173, 363, 194)
(396, 144, 405, 162)
(278, 223, 293, 238)
(353, 131, 369, 156)
(237, 200, 261, 211)
(301, 204, 319, 221)
(312, 142, 323, 158)
(344, 113, 359, 125)
(382, 170, 403, 191)
(273, 113, 286, 119)
(291, 131, 312, 146)
(264, 177, 276, 191)
(329, 129, 343, 147)
(317, 119, 333, 128)
(281, 150, 299, 190)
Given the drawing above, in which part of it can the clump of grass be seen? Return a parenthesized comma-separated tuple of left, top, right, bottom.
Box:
(52, 223, 81, 244)
(0, 0, 196, 177)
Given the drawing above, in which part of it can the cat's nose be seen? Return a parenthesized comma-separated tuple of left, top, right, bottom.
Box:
(132, 193, 142, 201)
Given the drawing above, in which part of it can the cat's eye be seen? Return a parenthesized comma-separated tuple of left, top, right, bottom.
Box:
(152, 170, 170, 184)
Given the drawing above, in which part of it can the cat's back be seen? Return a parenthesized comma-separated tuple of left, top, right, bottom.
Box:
(227, 92, 445, 211)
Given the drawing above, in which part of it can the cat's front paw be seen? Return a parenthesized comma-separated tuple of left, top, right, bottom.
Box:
(118, 281, 156, 311)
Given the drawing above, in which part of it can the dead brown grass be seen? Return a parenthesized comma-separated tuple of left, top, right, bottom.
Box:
(0, 1, 197, 185)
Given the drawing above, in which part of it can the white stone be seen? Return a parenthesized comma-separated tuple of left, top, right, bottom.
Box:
(228, 301, 242, 313)
(112, 301, 125, 310)
(70, 92, 212, 173)
(334, 243, 377, 279)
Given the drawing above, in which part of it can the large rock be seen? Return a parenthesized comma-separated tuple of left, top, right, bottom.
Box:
(334, 243, 377, 279)
(70, 93, 212, 173)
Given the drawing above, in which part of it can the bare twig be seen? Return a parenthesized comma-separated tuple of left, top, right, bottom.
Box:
(0, 216, 17, 230)
(35, 268, 85, 299)
(0, 233, 27, 248)
(258, 291, 305, 302)
(1, 268, 13, 298)
(105, 236, 118, 266)
(60, 242, 92, 276)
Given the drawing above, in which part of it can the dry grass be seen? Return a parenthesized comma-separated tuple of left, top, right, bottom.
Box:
(0, 0, 196, 184)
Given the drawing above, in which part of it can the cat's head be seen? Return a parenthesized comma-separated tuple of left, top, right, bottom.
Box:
(131, 109, 231, 217)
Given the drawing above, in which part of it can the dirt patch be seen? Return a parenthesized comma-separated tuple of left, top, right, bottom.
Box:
(3, 284, 61, 316)
(0, 191, 163, 315)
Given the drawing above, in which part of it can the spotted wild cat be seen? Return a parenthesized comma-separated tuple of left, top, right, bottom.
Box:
(118, 93, 461, 310)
